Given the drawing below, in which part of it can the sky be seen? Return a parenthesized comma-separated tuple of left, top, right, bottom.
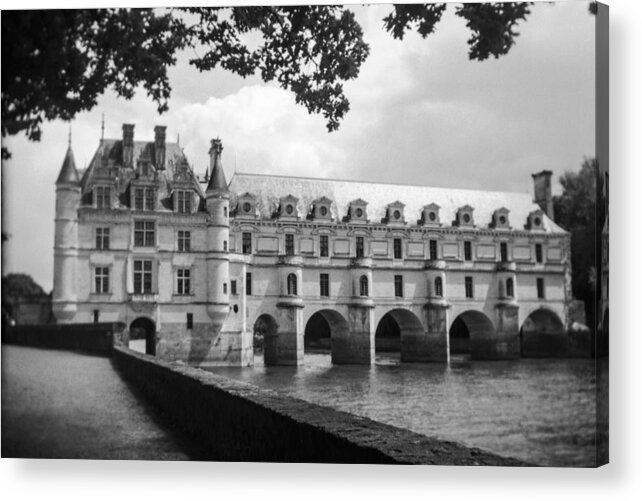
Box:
(1, 1, 597, 292)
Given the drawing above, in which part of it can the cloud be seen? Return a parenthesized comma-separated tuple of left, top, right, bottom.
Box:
(2, 2, 595, 291)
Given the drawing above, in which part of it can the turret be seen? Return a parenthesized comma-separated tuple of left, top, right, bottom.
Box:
(52, 143, 81, 322)
(206, 138, 230, 322)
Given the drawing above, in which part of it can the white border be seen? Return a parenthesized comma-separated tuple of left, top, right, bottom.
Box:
(2, 0, 641, 499)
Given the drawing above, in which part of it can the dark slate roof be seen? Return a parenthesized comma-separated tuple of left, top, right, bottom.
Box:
(206, 146, 228, 192)
(80, 138, 203, 208)
(228, 172, 567, 233)
(56, 145, 80, 185)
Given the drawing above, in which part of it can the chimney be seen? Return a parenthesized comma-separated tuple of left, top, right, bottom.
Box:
(154, 125, 166, 170)
(122, 123, 135, 168)
(532, 170, 554, 220)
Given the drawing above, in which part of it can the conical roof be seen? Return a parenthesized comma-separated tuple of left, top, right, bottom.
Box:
(56, 145, 80, 185)
(206, 138, 228, 192)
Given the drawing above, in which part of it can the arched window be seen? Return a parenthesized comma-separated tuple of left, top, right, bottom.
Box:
(506, 278, 514, 298)
(434, 277, 443, 297)
(359, 275, 369, 297)
(287, 273, 298, 296)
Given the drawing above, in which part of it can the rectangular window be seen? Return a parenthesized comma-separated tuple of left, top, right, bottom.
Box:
(246, 272, 252, 296)
(464, 241, 472, 261)
(356, 236, 365, 258)
(176, 191, 192, 213)
(285, 234, 295, 256)
(186, 313, 193, 330)
(94, 267, 109, 294)
(231, 280, 237, 295)
(133, 260, 153, 294)
(178, 230, 191, 252)
(320, 235, 329, 257)
(134, 221, 155, 247)
(145, 188, 155, 211)
(394, 275, 403, 297)
(93, 309, 99, 323)
(429, 239, 438, 260)
(223, 283, 227, 294)
(96, 227, 110, 250)
(242, 232, 252, 254)
(177, 268, 190, 295)
(134, 188, 145, 210)
(134, 187, 155, 210)
(319, 273, 330, 297)
(535, 243, 543, 263)
(537, 277, 545, 298)
(96, 186, 111, 209)
(465, 276, 474, 298)
(393, 238, 402, 259)
(500, 242, 508, 262)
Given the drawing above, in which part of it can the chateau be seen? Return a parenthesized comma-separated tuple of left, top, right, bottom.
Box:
(53, 124, 572, 366)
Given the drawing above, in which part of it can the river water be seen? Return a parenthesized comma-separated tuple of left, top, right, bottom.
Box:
(208, 353, 600, 467)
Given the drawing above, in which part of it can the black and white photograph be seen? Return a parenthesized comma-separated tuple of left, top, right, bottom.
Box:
(0, 0, 625, 491)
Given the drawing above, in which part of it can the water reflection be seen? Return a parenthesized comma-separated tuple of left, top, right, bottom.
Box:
(208, 352, 597, 467)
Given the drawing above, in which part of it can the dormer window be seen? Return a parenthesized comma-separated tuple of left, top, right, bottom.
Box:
(347, 199, 368, 222)
(311, 196, 332, 221)
(492, 208, 510, 229)
(236, 192, 258, 219)
(456, 205, 475, 227)
(133, 186, 156, 211)
(175, 190, 192, 214)
(421, 203, 441, 226)
(95, 186, 112, 209)
(527, 209, 545, 231)
(385, 201, 405, 224)
(278, 195, 299, 219)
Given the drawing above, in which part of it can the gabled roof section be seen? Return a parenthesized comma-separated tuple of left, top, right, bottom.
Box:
(80, 138, 201, 206)
(56, 145, 80, 185)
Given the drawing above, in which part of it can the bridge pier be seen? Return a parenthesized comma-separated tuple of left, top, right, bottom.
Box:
(470, 304, 520, 360)
(264, 303, 304, 366)
(332, 304, 374, 364)
(400, 302, 449, 362)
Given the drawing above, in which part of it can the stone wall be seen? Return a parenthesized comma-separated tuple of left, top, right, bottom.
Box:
(2, 322, 125, 355)
(111, 345, 528, 465)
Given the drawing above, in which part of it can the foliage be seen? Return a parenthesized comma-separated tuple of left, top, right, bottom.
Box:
(553, 158, 602, 328)
(1, 9, 187, 159)
(183, 6, 369, 133)
(2, 3, 539, 155)
(2, 273, 47, 297)
(455, 2, 532, 60)
(382, 2, 532, 61)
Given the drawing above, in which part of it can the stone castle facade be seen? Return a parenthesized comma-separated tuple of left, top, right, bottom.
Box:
(53, 124, 572, 366)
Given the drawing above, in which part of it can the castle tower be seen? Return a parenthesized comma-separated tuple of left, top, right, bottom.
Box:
(52, 142, 81, 322)
(205, 138, 230, 325)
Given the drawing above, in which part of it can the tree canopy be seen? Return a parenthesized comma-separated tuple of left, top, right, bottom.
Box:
(553, 158, 604, 329)
(2, 4, 543, 158)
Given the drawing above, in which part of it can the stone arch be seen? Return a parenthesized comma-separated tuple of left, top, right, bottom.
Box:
(375, 308, 424, 361)
(520, 308, 566, 357)
(304, 309, 350, 364)
(254, 313, 279, 365)
(129, 317, 156, 356)
(448, 310, 495, 360)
